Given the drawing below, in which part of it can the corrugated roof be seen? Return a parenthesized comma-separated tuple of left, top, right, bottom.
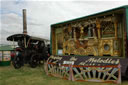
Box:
(0, 45, 14, 51)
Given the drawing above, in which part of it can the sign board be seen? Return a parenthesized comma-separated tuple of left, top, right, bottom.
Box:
(3, 51, 11, 61)
(63, 61, 74, 65)
(49, 55, 120, 66)
(0, 51, 2, 61)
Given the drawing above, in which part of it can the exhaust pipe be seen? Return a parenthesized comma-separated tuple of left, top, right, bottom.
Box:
(23, 9, 27, 35)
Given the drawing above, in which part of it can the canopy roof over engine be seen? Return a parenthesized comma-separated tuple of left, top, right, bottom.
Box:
(7, 34, 49, 42)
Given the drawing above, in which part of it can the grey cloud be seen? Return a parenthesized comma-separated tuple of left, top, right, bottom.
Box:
(1, 1, 128, 45)
(1, 13, 22, 24)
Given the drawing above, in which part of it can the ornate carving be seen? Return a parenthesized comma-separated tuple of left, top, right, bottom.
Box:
(61, 15, 121, 56)
(99, 39, 113, 56)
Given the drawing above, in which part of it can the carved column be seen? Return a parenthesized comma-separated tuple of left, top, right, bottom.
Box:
(74, 28, 77, 41)
(96, 19, 101, 39)
(80, 26, 84, 39)
(114, 20, 118, 39)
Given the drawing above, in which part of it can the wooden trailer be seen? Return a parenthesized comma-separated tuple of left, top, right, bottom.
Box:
(45, 5, 128, 84)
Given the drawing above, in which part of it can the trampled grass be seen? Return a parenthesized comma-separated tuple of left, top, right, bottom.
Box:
(0, 65, 128, 85)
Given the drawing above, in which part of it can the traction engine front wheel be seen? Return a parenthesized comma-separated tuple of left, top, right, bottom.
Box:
(12, 56, 22, 69)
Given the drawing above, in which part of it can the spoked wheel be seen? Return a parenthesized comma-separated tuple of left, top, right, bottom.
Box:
(125, 67, 128, 79)
(29, 54, 39, 68)
(12, 56, 22, 69)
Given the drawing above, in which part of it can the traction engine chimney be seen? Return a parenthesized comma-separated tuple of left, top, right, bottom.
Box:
(23, 9, 27, 35)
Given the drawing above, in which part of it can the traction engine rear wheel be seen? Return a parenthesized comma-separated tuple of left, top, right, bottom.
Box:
(29, 54, 39, 68)
(126, 67, 128, 79)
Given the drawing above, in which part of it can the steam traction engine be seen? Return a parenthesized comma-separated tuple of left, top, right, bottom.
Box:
(45, 5, 128, 84)
(7, 34, 50, 69)
(7, 9, 50, 69)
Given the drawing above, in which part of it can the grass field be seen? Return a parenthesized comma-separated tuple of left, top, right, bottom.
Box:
(0, 65, 128, 85)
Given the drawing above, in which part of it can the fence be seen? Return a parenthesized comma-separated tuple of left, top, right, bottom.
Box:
(44, 57, 121, 84)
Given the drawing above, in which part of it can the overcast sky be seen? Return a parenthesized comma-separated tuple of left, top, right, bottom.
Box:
(0, 0, 128, 45)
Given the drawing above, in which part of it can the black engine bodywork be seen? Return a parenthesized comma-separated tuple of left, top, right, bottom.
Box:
(7, 34, 50, 69)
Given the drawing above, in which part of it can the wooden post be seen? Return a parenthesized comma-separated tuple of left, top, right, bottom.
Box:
(13, 38, 15, 48)
(68, 65, 74, 81)
(117, 64, 121, 84)
(24, 37, 27, 48)
(44, 62, 49, 75)
(26, 38, 30, 47)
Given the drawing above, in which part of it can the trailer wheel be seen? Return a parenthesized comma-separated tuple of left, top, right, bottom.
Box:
(29, 54, 39, 68)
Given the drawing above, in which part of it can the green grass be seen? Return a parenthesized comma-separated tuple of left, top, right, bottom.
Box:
(0, 65, 128, 85)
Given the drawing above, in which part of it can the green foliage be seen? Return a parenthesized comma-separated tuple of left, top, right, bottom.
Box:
(0, 65, 128, 85)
